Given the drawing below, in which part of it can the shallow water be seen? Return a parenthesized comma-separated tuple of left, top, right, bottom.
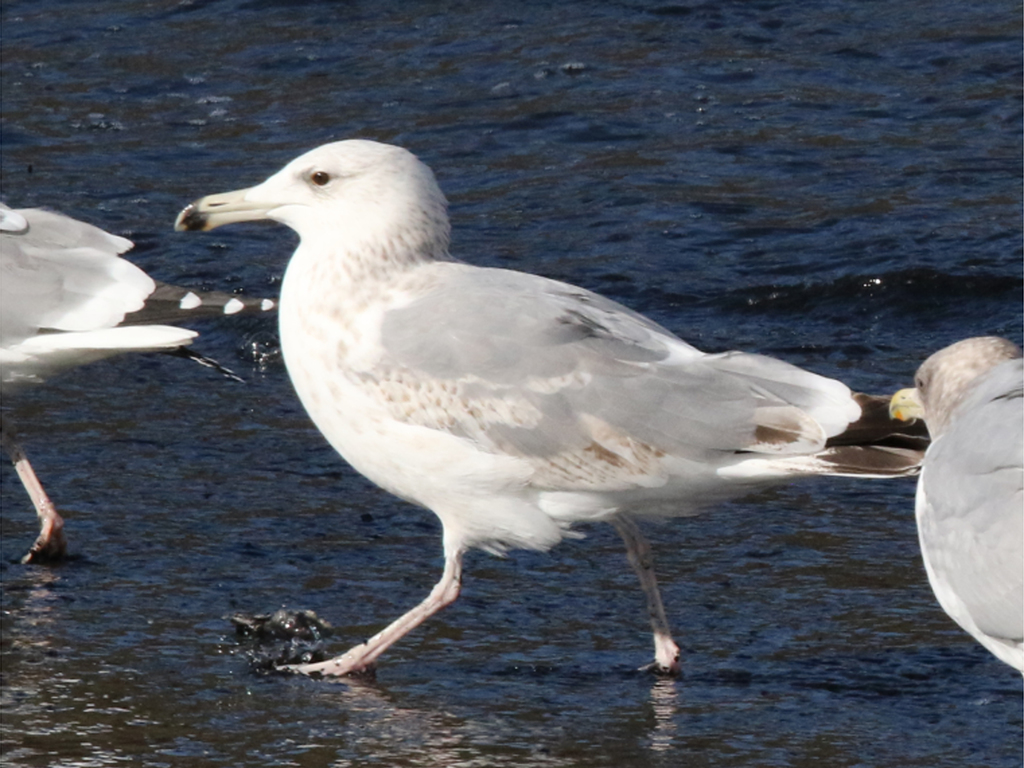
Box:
(1, 1, 1022, 766)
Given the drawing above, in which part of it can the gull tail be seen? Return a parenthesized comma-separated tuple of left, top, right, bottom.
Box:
(122, 281, 276, 327)
(721, 393, 929, 480)
(804, 393, 929, 477)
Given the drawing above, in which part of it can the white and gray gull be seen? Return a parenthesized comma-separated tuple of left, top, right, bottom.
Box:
(1, 203, 274, 563)
(891, 336, 1023, 673)
(176, 139, 923, 677)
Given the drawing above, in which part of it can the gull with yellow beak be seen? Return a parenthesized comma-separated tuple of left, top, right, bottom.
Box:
(891, 336, 1023, 672)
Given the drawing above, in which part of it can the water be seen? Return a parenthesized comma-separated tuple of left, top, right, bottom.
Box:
(1, 1, 1021, 766)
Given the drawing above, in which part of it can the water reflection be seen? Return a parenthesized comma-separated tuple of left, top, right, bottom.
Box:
(282, 673, 688, 767)
(647, 678, 680, 754)
(300, 677, 577, 767)
(1, 566, 64, 663)
(0, 568, 65, 760)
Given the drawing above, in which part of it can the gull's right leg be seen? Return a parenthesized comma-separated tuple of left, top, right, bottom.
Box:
(612, 514, 681, 675)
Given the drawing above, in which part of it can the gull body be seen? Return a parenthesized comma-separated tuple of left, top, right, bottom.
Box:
(891, 337, 1023, 672)
(178, 140, 921, 676)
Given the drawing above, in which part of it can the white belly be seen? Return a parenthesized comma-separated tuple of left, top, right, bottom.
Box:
(277, 270, 577, 553)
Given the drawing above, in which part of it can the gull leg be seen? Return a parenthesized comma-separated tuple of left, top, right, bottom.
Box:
(1, 415, 67, 564)
(281, 547, 464, 677)
(611, 515, 681, 676)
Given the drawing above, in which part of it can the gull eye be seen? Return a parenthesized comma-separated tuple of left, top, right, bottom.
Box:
(310, 171, 331, 187)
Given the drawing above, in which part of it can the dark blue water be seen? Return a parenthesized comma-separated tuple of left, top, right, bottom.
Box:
(2, 1, 1021, 766)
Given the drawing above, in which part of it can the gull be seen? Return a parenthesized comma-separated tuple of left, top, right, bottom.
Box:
(890, 336, 1023, 672)
(1, 203, 274, 563)
(176, 139, 923, 677)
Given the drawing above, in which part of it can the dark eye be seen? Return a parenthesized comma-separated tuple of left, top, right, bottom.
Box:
(310, 171, 331, 187)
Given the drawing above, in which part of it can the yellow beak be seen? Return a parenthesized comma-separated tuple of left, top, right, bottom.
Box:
(889, 388, 924, 422)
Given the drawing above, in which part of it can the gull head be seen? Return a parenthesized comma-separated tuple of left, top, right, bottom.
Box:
(175, 140, 451, 261)
(891, 336, 1021, 435)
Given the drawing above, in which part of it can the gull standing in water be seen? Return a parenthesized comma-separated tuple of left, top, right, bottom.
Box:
(177, 140, 922, 676)
(1, 203, 274, 563)
(891, 337, 1023, 672)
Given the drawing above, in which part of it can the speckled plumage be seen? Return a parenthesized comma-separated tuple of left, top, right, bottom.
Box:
(177, 139, 924, 677)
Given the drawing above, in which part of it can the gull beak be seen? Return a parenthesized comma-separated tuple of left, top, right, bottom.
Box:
(174, 187, 276, 232)
(889, 388, 924, 422)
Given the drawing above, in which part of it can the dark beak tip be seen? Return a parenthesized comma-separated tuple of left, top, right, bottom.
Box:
(174, 203, 209, 232)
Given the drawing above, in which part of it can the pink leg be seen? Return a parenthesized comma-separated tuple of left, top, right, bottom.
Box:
(281, 547, 464, 677)
(1, 416, 67, 564)
(612, 515, 681, 675)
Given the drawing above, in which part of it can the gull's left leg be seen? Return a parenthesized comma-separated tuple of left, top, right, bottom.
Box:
(612, 515, 681, 675)
(1, 415, 67, 564)
(280, 547, 464, 677)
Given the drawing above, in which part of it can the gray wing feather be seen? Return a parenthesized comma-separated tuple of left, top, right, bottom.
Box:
(378, 264, 852, 474)
(1, 206, 148, 346)
(921, 359, 1024, 642)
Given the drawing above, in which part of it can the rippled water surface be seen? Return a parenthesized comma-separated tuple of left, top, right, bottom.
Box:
(2, 1, 1022, 766)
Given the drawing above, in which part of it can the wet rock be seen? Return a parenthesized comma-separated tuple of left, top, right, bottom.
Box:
(227, 608, 334, 671)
